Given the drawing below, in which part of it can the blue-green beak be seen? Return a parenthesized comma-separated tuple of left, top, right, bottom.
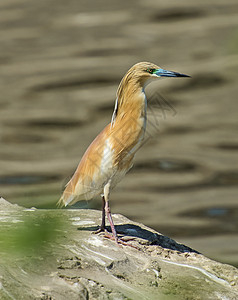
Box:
(155, 68, 190, 78)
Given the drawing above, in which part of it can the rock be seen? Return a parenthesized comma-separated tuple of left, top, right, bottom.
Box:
(0, 198, 237, 300)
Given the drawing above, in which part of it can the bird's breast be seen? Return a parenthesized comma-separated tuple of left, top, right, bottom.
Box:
(99, 138, 115, 177)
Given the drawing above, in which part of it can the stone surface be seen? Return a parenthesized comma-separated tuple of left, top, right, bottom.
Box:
(0, 197, 237, 300)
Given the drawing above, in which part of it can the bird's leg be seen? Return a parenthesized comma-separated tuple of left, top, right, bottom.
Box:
(101, 196, 106, 231)
(103, 181, 119, 244)
(104, 199, 138, 249)
(95, 183, 137, 248)
(94, 196, 106, 234)
(104, 199, 119, 244)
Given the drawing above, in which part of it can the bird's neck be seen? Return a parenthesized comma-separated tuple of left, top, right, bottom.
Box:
(111, 78, 147, 125)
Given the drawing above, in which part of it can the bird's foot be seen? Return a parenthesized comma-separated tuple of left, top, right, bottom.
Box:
(93, 225, 139, 249)
(93, 226, 107, 235)
(103, 233, 139, 249)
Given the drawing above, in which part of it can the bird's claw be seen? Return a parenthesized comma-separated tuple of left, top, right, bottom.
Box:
(93, 226, 107, 235)
(103, 234, 139, 249)
(93, 226, 139, 249)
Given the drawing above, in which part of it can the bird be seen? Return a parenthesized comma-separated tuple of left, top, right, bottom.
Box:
(58, 62, 190, 245)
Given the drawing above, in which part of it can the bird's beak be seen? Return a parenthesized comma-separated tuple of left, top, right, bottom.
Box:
(154, 68, 190, 78)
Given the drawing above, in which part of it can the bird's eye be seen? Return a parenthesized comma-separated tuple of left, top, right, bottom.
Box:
(147, 68, 154, 74)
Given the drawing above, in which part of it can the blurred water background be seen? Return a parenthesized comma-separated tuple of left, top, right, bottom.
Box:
(0, 0, 238, 267)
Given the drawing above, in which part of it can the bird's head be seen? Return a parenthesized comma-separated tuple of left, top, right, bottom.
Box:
(126, 61, 190, 87)
(116, 61, 190, 108)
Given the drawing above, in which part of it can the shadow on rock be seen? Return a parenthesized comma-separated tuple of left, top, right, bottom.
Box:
(78, 223, 199, 254)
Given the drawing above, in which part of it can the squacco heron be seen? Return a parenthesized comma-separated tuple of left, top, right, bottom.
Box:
(58, 62, 190, 245)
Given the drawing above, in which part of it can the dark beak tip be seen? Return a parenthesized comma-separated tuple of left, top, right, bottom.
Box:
(177, 73, 191, 78)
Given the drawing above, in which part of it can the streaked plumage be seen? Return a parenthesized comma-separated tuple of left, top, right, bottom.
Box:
(58, 62, 190, 244)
